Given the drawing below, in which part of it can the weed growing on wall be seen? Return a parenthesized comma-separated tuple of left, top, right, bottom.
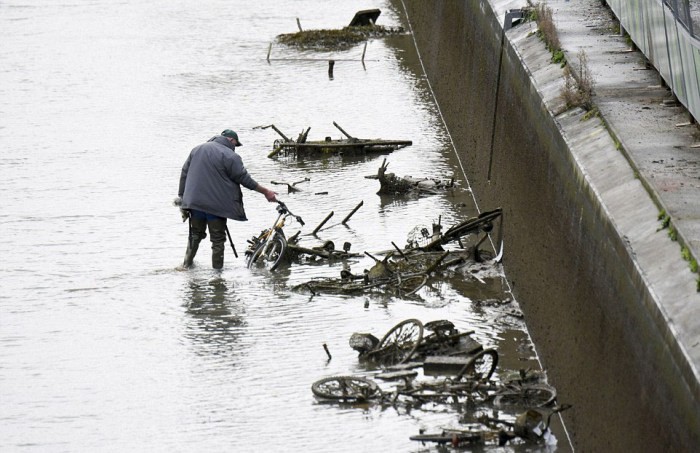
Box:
(532, 2, 561, 54)
(561, 50, 595, 111)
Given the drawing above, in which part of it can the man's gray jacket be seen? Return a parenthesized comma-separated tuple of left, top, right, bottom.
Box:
(178, 135, 259, 220)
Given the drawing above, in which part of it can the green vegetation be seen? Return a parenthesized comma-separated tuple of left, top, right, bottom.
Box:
(582, 107, 599, 121)
(682, 247, 698, 272)
(552, 49, 566, 66)
(681, 246, 691, 261)
(658, 210, 669, 226)
(659, 212, 698, 279)
(669, 226, 678, 241)
(614, 137, 622, 150)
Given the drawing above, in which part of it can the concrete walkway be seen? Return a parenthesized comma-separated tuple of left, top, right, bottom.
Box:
(547, 0, 700, 395)
(551, 0, 700, 258)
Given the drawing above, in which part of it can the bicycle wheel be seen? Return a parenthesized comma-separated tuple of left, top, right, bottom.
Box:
(493, 384, 557, 408)
(311, 376, 382, 402)
(458, 348, 498, 382)
(394, 274, 428, 296)
(370, 318, 424, 366)
(247, 232, 287, 271)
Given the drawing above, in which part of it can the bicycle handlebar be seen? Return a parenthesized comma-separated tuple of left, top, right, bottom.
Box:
(276, 200, 305, 226)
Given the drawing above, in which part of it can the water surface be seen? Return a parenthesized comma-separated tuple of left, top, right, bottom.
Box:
(0, 1, 569, 451)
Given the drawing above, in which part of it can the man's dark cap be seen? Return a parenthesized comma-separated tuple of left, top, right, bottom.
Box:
(221, 129, 242, 146)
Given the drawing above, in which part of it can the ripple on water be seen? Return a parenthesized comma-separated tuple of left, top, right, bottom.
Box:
(0, 0, 564, 450)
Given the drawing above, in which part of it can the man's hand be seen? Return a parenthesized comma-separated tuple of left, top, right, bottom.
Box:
(264, 188, 278, 202)
(255, 185, 278, 202)
(173, 197, 189, 221)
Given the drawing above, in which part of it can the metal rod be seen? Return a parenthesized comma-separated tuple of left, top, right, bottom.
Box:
(425, 251, 450, 274)
(364, 251, 380, 263)
(341, 200, 363, 224)
(296, 17, 303, 32)
(267, 42, 272, 62)
(225, 225, 238, 258)
(332, 121, 354, 139)
(312, 211, 334, 235)
(361, 42, 367, 62)
(391, 241, 410, 261)
(487, 17, 507, 182)
(258, 124, 292, 142)
(323, 343, 332, 360)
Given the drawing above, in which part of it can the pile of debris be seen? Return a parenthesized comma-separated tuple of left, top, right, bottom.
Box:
(311, 318, 569, 447)
(370, 158, 456, 195)
(257, 122, 412, 159)
(277, 9, 405, 50)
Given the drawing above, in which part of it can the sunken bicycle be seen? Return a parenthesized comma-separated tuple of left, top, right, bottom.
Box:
(245, 200, 304, 271)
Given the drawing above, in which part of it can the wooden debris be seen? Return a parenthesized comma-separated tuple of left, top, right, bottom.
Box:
(259, 123, 411, 158)
(376, 158, 455, 195)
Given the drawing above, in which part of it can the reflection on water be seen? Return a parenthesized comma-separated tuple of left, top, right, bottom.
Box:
(184, 278, 246, 357)
(0, 0, 570, 451)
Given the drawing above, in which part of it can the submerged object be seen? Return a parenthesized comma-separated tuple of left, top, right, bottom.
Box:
(258, 122, 412, 158)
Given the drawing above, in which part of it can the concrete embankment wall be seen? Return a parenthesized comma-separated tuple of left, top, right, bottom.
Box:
(396, 0, 700, 451)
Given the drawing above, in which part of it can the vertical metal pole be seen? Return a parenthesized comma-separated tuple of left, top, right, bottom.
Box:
(487, 17, 507, 182)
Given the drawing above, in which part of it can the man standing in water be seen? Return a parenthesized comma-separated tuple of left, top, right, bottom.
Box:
(177, 129, 277, 269)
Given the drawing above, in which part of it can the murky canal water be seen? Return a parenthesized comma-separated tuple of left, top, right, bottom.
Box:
(1, 1, 571, 451)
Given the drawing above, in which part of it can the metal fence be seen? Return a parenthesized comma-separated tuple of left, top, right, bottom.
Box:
(607, 0, 700, 120)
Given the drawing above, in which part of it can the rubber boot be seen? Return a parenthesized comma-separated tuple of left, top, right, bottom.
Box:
(212, 241, 225, 269)
(184, 217, 207, 268)
(183, 237, 201, 268)
(209, 218, 227, 270)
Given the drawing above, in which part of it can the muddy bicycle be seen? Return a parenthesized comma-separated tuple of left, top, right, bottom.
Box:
(409, 208, 503, 261)
(357, 319, 499, 380)
(311, 373, 556, 409)
(245, 201, 304, 271)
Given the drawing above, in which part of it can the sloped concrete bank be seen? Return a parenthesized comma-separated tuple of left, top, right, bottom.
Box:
(394, 0, 700, 451)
